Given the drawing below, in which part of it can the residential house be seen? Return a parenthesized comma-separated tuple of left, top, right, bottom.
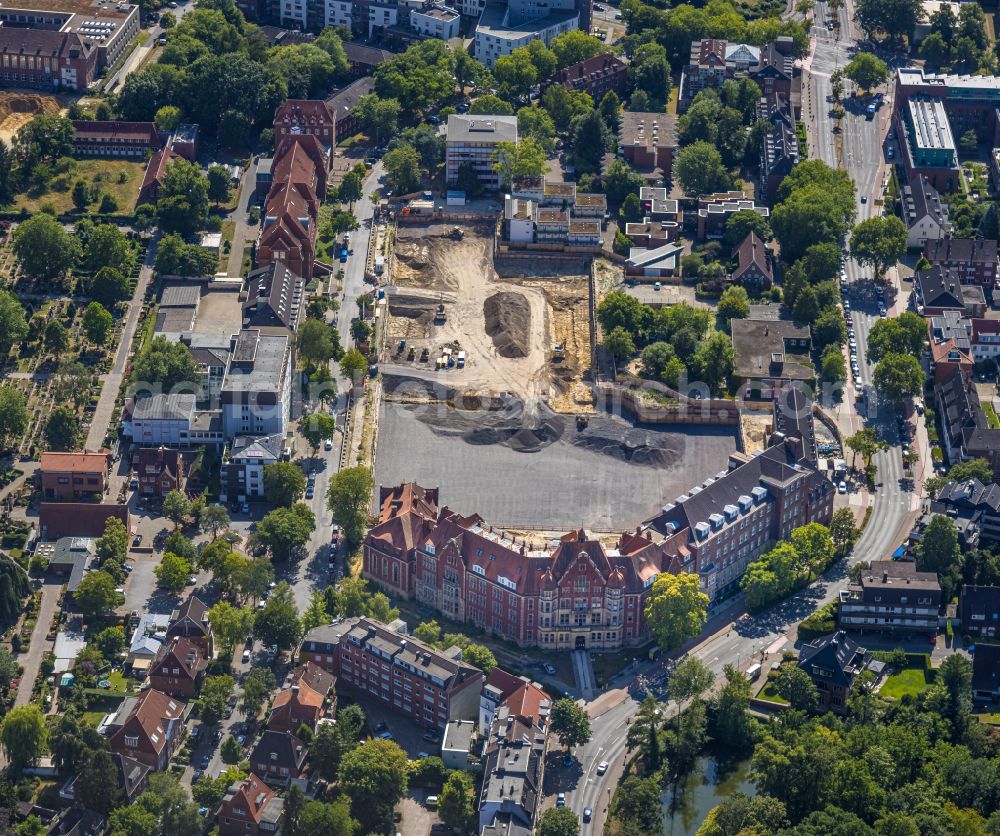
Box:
(440, 719, 476, 770)
(936, 479, 1000, 542)
(410, 3, 461, 39)
(935, 368, 1000, 475)
(972, 644, 1000, 700)
(897, 96, 959, 193)
(249, 730, 308, 787)
(244, 263, 305, 334)
(901, 174, 951, 248)
(257, 133, 328, 280)
(169, 123, 199, 160)
(839, 560, 942, 635)
(473, 0, 578, 68)
(221, 432, 284, 503)
(124, 394, 224, 448)
(446, 115, 519, 190)
(40, 451, 110, 501)
(553, 53, 628, 102)
(128, 613, 171, 678)
(300, 616, 484, 728)
(915, 266, 988, 317)
(959, 584, 1000, 638)
(342, 42, 395, 76)
(618, 111, 677, 177)
(638, 187, 680, 222)
(267, 662, 335, 735)
(45, 537, 93, 596)
(796, 631, 881, 715)
(623, 219, 680, 247)
(148, 636, 206, 698)
(216, 773, 285, 836)
(923, 238, 999, 299)
(220, 330, 293, 440)
(679, 38, 797, 111)
(972, 318, 1000, 364)
(757, 92, 799, 204)
(730, 318, 812, 399)
(326, 76, 376, 142)
(138, 147, 183, 206)
(133, 446, 185, 497)
(625, 242, 684, 279)
(696, 192, 769, 240)
(71, 120, 162, 158)
(928, 311, 975, 385)
(109, 689, 186, 771)
(730, 231, 773, 290)
(110, 753, 151, 805)
(272, 100, 335, 151)
(166, 595, 214, 657)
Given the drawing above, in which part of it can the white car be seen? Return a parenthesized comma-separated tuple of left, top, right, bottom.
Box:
(324, 438, 333, 451)
(242, 648, 251, 663)
(838, 481, 847, 494)
(596, 761, 609, 775)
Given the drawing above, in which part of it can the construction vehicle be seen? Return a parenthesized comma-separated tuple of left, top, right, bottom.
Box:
(450, 226, 464, 240)
(552, 343, 565, 362)
(576, 415, 589, 430)
(434, 304, 447, 324)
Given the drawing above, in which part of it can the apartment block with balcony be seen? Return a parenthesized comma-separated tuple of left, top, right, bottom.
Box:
(839, 560, 942, 635)
(300, 616, 484, 729)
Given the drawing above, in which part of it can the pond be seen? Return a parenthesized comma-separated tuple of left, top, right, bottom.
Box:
(661, 755, 755, 835)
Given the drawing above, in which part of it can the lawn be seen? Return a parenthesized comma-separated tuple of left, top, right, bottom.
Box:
(976, 712, 1000, 725)
(14, 158, 146, 214)
(592, 644, 652, 685)
(983, 401, 1000, 430)
(880, 663, 935, 699)
(757, 682, 789, 705)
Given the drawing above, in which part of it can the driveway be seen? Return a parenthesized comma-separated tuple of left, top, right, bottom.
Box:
(225, 162, 259, 277)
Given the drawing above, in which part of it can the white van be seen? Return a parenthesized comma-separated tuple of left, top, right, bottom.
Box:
(746, 663, 762, 681)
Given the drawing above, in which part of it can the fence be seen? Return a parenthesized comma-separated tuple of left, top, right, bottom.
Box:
(595, 382, 741, 426)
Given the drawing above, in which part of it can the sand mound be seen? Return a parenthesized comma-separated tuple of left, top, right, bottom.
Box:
(484, 292, 531, 359)
(0, 93, 60, 122)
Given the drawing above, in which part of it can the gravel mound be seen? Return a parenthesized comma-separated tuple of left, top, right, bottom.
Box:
(484, 292, 531, 358)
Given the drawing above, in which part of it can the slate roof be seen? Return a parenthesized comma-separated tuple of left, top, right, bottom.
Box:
(972, 643, 1000, 694)
(798, 630, 870, 688)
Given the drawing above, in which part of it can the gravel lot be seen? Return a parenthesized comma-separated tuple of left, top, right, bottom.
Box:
(376, 399, 737, 531)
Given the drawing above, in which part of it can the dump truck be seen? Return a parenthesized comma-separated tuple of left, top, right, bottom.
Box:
(450, 226, 464, 240)
(434, 304, 447, 324)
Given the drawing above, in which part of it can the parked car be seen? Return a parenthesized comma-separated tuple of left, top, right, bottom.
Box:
(556, 793, 566, 808)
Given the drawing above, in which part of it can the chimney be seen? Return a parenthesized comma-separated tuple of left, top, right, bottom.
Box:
(882, 571, 889, 583)
(291, 685, 299, 695)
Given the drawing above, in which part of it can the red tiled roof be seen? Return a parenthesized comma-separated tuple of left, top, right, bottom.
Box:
(72, 120, 159, 143)
(503, 680, 549, 726)
(152, 636, 204, 681)
(221, 773, 276, 825)
(274, 100, 334, 129)
(124, 688, 185, 754)
(40, 451, 109, 474)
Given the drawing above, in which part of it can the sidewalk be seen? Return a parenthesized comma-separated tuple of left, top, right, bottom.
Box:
(84, 238, 156, 450)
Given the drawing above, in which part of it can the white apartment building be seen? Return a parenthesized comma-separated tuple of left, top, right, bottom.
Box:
(410, 2, 460, 38)
(445, 114, 518, 190)
(473, 2, 577, 67)
(221, 330, 293, 439)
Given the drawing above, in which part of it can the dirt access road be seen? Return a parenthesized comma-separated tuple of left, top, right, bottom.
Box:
(387, 223, 591, 416)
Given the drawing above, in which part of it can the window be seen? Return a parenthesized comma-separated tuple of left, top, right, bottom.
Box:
(124, 734, 139, 747)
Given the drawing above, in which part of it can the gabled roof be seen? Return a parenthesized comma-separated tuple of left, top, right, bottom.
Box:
(923, 237, 998, 264)
(218, 773, 283, 826)
(168, 595, 210, 639)
(973, 643, 1000, 693)
(151, 636, 205, 681)
(273, 100, 334, 130)
(251, 730, 308, 771)
(732, 232, 772, 282)
(798, 631, 867, 687)
(118, 689, 185, 754)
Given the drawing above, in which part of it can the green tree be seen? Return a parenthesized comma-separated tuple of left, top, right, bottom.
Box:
(463, 643, 497, 674)
(671, 657, 715, 704)
(0, 704, 47, 770)
(718, 286, 750, 327)
(255, 503, 315, 562)
(0, 386, 28, 449)
(845, 427, 887, 469)
(674, 140, 730, 197)
(89, 266, 131, 308)
(603, 158, 645, 205)
(311, 704, 365, 781)
(72, 179, 91, 210)
(254, 581, 301, 649)
(713, 664, 754, 750)
(439, 771, 474, 830)
(538, 807, 581, 836)
(208, 600, 254, 657)
(355, 94, 401, 143)
(814, 307, 848, 350)
(550, 698, 591, 750)
(791, 522, 835, 574)
(850, 216, 907, 280)
(327, 466, 374, 545)
(866, 312, 927, 363)
(200, 674, 235, 726)
(17, 113, 73, 163)
(609, 775, 663, 835)
(844, 52, 890, 92)
(540, 85, 593, 133)
(469, 95, 514, 116)
(775, 665, 819, 711)
(571, 109, 611, 174)
(340, 738, 410, 833)
(163, 489, 191, 528)
(96, 516, 128, 567)
(724, 210, 772, 248)
(156, 158, 210, 236)
(133, 336, 200, 392)
(153, 233, 218, 277)
(493, 49, 538, 102)
(81, 301, 113, 346)
(492, 137, 546, 189)
(297, 799, 356, 836)
(240, 667, 276, 721)
(0, 292, 27, 360)
(604, 326, 636, 361)
(693, 330, 735, 393)
(263, 461, 306, 507)
(626, 42, 671, 109)
(154, 105, 182, 132)
(155, 552, 192, 594)
(302, 589, 331, 634)
(644, 572, 709, 650)
(830, 507, 859, 554)
(453, 47, 484, 94)
(12, 214, 80, 280)
(296, 318, 336, 371)
(772, 161, 856, 262)
(83, 223, 130, 274)
(550, 29, 604, 68)
(43, 319, 68, 354)
(854, 0, 922, 41)
(207, 165, 232, 203)
(76, 746, 123, 814)
(300, 412, 337, 453)
(384, 145, 421, 194)
(873, 353, 923, 402)
(45, 405, 80, 451)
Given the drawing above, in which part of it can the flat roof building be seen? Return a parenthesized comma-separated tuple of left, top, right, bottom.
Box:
(446, 114, 518, 190)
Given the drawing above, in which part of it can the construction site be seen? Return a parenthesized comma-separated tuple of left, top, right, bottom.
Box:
(0, 92, 66, 143)
(375, 221, 739, 531)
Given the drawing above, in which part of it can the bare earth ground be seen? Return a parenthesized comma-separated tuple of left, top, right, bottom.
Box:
(387, 223, 591, 415)
(0, 91, 66, 143)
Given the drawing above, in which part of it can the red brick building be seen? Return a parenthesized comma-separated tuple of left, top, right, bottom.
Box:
(110, 689, 186, 771)
(138, 147, 182, 206)
(39, 502, 128, 540)
(165, 595, 214, 658)
(272, 100, 334, 149)
(553, 53, 627, 102)
(216, 773, 284, 836)
(40, 451, 110, 501)
(618, 111, 677, 176)
(148, 636, 206, 698)
(301, 616, 483, 730)
(267, 662, 335, 735)
(134, 446, 185, 497)
(256, 134, 328, 280)
(730, 231, 773, 290)
(923, 238, 999, 297)
(0, 31, 97, 92)
(71, 120, 162, 158)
